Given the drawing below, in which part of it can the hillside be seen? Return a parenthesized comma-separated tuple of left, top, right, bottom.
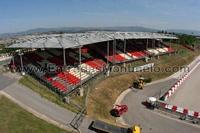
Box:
(1, 26, 200, 38)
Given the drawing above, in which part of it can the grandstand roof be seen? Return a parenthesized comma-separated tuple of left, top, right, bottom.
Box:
(9, 31, 178, 49)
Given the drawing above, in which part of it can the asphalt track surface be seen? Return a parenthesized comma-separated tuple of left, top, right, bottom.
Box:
(121, 78, 200, 133)
(167, 65, 200, 112)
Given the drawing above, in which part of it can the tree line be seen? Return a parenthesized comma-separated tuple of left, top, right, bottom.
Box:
(157, 31, 199, 46)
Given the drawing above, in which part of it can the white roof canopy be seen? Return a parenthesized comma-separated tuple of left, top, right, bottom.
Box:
(9, 31, 178, 49)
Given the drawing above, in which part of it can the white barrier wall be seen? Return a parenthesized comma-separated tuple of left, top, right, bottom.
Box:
(163, 62, 200, 101)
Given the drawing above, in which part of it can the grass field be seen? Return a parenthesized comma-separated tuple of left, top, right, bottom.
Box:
(0, 95, 69, 133)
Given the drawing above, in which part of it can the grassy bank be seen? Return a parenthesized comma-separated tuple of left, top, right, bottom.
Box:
(0, 95, 69, 133)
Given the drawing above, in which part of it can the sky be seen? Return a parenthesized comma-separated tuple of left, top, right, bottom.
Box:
(0, 0, 200, 34)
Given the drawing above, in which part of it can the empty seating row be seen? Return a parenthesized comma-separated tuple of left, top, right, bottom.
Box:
(68, 67, 89, 80)
(93, 58, 107, 67)
(93, 45, 116, 63)
(51, 80, 67, 92)
(129, 52, 143, 58)
(25, 52, 44, 62)
(48, 49, 63, 56)
(156, 48, 168, 53)
(168, 47, 175, 52)
(47, 57, 64, 66)
(81, 45, 90, 53)
(79, 63, 99, 75)
(118, 43, 144, 58)
(147, 49, 160, 55)
(114, 54, 126, 61)
(26, 64, 46, 77)
(43, 73, 53, 81)
(35, 51, 52, 59)
(94, 44, 126, 63)
(69, 52, 85, 61)
(37, 59, 51, 66)
(83, 60, 103, 70)
(116, 51, 132, 60)
(57, 71, 81, 86)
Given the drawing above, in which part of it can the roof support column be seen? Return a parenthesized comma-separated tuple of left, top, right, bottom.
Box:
(79, 46, 82, 88)
(123, 38, 126, 67)
(153, 39, 155, 49)
(19, 51, 24, 75)
(170, 39, 172, 48)
(63, 48, 66, 67)
(113, 39, 115, 64)
(106, 41, 110, 76)
(146, 39, 148, 50)
(107, 41, 109, 65)
(63, 48, 69, 103)
(12, 51, 15, 72)
(113, 37, 117, 64)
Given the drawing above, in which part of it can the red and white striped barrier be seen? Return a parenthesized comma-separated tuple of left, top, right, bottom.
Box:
(163, 62, 200, 101)
(161, 103, 200, 118)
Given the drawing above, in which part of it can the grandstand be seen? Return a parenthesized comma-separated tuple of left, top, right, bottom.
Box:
(8, 31, 178, 95)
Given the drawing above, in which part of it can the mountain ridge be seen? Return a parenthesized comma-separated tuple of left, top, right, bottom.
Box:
(1, 26, 200, 38)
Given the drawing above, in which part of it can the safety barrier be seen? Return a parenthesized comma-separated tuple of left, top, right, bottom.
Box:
(161, 61, 200, 101)
(156, 101, 200, 124)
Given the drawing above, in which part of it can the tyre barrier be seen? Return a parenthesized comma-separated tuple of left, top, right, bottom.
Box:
(162, 62, 200, 101)
(161, 103, 200, 119)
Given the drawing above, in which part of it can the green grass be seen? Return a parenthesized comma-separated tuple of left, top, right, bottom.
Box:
(0, 95, 70, 133)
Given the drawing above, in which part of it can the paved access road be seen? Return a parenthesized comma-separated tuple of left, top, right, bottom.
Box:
(121, 78, 200, 133)
(0, 69, 17, 90)
(167, 65, 200, 112)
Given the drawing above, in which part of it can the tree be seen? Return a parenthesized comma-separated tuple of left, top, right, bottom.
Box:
(177, 34, 198, 46)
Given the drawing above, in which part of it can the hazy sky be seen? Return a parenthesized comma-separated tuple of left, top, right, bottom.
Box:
(0, 0, 200, 33)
